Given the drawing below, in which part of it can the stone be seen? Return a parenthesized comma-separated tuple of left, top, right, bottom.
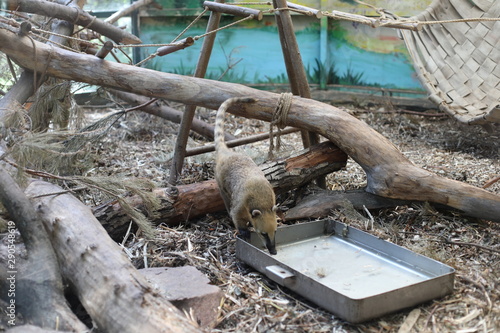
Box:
(139, 266, 223, 328)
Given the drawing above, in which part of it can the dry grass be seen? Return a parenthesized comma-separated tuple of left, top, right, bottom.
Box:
(89, 101, 499, 333)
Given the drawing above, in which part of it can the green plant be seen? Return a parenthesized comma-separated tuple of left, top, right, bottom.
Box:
(340, 67, 365, 86)
(307, 58, 340, 86)
(256, 73, 289, 85)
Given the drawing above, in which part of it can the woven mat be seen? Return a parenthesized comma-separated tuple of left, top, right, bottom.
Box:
(401, 0, 500, 125)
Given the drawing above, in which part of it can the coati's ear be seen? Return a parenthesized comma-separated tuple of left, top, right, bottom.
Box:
(272, 205, 278, 212)
(251, 209, 262, 217)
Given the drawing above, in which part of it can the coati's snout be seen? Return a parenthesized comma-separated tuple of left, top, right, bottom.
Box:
(261, 232, 277, 255)
(251, 207, 277, 255)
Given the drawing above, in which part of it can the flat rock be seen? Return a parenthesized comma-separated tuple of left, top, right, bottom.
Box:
(140, 266, 223, 328)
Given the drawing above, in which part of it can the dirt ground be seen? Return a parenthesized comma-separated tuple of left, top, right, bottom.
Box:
(87, 98, 499, 333)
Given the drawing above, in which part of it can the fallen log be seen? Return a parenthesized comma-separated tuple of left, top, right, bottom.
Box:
(1, 25, 499, 222)
(0, 167, 87, 331)
(25, 180, 199, 333)
(93, 141, 348, 240)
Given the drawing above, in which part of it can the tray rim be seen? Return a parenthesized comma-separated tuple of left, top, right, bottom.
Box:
(236, 219, 455, 323)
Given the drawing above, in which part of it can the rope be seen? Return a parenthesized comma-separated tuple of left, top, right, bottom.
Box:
(29, 29, 85, 53)
(352, 0, 385, 17)
(194, 14, 255, 41)
(171, 6, 208, 43)
(27, 34, 38, 93)
(322, 10, 500, 31)
(134, 52, 158, 67)
(269, 92, 293, 157)
(31, 27, 98, 48)
(36, 44, 55, 90)
(417, 17, 500, 25)
(72, 15, 97, 36)
(133, 14, 255, 66)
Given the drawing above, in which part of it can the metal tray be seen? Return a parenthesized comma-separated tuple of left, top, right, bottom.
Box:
(236, 219, 455, 323)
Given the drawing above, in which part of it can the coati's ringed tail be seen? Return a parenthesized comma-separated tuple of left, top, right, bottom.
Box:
(214, 97, 257, 152)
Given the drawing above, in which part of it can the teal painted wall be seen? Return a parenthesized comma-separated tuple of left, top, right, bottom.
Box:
(138, 1, 432, 90)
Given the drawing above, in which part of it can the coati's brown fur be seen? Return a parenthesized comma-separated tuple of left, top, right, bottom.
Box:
(214, 97, 278, 255)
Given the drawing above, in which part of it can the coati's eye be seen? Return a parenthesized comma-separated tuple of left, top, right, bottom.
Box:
(251, 209, 262, 217)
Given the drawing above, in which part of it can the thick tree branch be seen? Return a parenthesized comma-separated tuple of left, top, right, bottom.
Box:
(1, 26, 498, 222)
(93, 141, 348, 240)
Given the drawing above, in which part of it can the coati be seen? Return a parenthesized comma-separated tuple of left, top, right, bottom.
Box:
(214, 97, 278, 255)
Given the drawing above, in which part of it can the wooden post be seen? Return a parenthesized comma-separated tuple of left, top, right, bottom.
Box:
(168, 1, 224, 185)
(272, 0, 325, 187)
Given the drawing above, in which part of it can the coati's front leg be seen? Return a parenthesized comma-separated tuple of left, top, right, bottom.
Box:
(219, 186, 249, 238)
(231, 204, 252, 240)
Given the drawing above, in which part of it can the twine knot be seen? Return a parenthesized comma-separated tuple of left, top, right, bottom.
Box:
(269, 92, 293, 158)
